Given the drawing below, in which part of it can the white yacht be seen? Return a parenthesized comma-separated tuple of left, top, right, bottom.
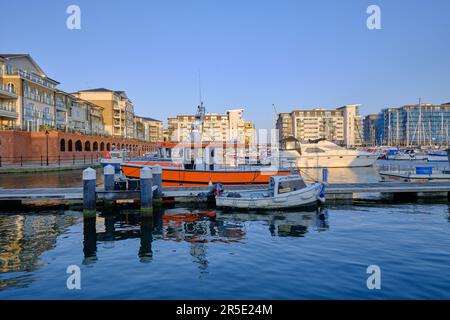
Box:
(276, 138, 379, 168)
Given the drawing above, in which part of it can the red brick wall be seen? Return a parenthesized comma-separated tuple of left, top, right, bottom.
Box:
(0, 130, 159, 164)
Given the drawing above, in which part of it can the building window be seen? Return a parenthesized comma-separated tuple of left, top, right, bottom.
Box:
(85, 141, 91, 151)
(68, 139, 73, 152)
(93, 141, 98, 151)
(100, 142, 105, 151)
(75, 140, 82, 152)
(60, 139, 66, 152)
(7, 83, 15, 93)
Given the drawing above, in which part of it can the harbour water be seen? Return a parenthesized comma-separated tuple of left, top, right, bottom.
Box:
(1, 160, 450, 299)
(1, 203, 450, 299)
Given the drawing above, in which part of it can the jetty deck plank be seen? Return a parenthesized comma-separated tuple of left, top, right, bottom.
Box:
(1, 182, 450, 201)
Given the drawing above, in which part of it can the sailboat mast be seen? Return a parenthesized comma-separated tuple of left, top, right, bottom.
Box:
(406, 109, 410, 147)
(417, 98, 422, 146)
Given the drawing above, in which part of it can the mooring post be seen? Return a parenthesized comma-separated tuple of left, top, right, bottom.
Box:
(83, 167, 97, 218)
(140, 166, 153, 216)
(104, 165, 115, 191)
(103, 164, 116, 211)
(152, 165, 163, 203)
(322, 167, 328, 184)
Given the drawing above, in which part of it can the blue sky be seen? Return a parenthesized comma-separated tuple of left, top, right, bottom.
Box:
(1, 0, 450, 129)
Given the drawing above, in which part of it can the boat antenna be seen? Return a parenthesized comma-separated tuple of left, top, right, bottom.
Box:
(198, 69, 203, 105)
(272, 104, 278, 129)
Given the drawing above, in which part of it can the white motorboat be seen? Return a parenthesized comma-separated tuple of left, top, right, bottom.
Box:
(385, 148, 428, 161)
(277, 138, 379, 168)
(426, 151, 448, 162)
(215, 174, 325, 210)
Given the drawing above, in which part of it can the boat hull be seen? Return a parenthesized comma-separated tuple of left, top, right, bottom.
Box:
(427, 155, 448, 162)
(121, 163, 292, 186)
(296, 154, 378, 168)
(216, 183, 324, 210)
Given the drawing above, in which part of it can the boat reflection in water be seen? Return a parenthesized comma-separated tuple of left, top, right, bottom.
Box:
(218, 206, 329, 237)
(82, 207, 330, 266)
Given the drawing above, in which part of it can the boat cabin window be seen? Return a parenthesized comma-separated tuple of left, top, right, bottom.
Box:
(269, 178, 275, 191)
(278, 179, 307, 194)
(305, 147, 325, 153)
(110, 151, 122, 158)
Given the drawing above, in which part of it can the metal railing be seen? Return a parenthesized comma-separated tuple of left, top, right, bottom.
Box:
(377, 162, 449, 174)
(0, 154, 101, 167)
(6, 68, 56, 89)
(0, 104, 17, 113)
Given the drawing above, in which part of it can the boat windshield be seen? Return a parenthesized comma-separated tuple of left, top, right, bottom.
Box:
(277, 179, 307, 194)
(304, 147, 326, 153)
(109, 151, 123, 158)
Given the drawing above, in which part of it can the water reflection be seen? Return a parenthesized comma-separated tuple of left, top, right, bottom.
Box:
(139, 217, 153, 263)
(80, 207, 330, 267)
(0, 212, 79, 290)
(0, 170, 104, 188)
(0, 207, 329, 290)
(82, 218, 97, 265)
(218, 207, 329, 237)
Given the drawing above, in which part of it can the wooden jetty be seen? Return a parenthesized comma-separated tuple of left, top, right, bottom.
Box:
(2, 166, 450, 214)
(1, 181, 450, 203)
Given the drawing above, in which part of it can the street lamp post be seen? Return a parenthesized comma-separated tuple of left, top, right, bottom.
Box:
(45, 130, 49, 166)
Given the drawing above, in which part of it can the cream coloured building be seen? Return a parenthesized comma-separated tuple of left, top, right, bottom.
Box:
(74, 88, 135, 139)
(134, 116, 163, 142)
(277, 105, 363, 147)
(0, 54, 58, 131)
(167, 108, 255, 146)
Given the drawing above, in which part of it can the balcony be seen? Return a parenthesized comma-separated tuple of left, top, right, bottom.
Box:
(56, 102, 67, 110)
(6, 68, 56, 89)
(0, 84, 18, 99)
(0, 104, 19, 119)
(56, 115, 66, 123)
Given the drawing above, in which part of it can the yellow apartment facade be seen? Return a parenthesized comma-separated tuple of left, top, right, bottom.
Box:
(74, 88, 135, 139)
(0, 54, 58, 131)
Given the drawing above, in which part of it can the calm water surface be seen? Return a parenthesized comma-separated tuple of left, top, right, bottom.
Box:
(1, 160, 450, 299)
(0, 160, 447, 188)
(1, 203, 450, 299)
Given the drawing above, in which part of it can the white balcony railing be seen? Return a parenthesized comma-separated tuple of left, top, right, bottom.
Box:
(56, 102, 66, 110)
(0, 104, 18, 118)
(0, 83, 17, 95)
(6, 68, 56, 89)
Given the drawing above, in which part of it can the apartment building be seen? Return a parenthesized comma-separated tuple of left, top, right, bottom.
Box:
(377, 103, 450, 146)
(134, 116, 163, 142)
(0, 54, 58, 131)
(167, 109, 255, 146)
(55, 90, 70, 132)
(363, 114, 379, 146)
(277, 105, 363, 147)
(0, 54, 163, 148)
(276, 113, 293, 143)
(244, 121, 256, 146)
(74, 88, 135, 139)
